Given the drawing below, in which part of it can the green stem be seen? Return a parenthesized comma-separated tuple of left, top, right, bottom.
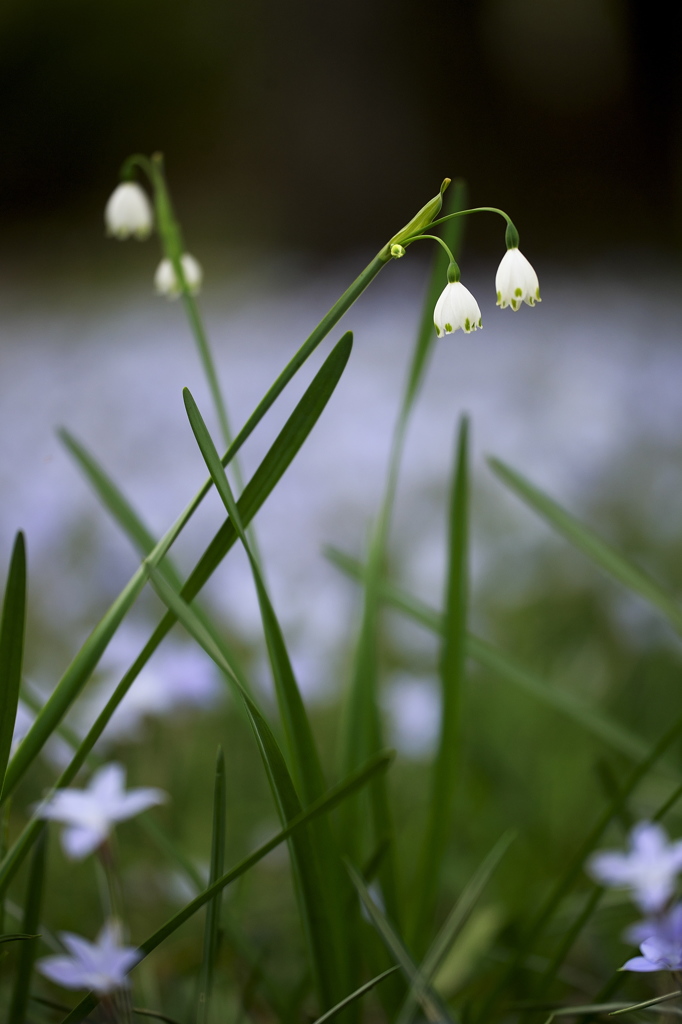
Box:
(400, 233, 457, 266)
(426, 205, 514, 231)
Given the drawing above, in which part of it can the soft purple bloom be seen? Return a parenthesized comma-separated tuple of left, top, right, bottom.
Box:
(622, 903, 682, 972)
(37, 920, 140, 993)
(36, 763, 167, 860)
(587, 822, 682, 912)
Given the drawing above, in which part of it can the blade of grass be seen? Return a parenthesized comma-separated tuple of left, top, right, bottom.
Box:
(399, 831, 514, 1024)
(326, 549, 669, 771)
(58, 750, 393, 1024)
(8, 827, 47, 1023)
(410, 418, 469, 953)
(0, 532, 26, 803)
(0, 336, 354, 896)
(488, 457, 682, 635)
(197, 748, 226, 1024)
(146, 566, 354, 1013)
(310, 967, 401, 1024)
(184, 381, 357, 1003)
(345, 861, 454, 1024)
(184, 387, 328, 804)
(609, 991, 682, 1016)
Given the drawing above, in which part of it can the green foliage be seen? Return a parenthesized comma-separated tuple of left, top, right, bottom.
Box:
(3, 169, 682, 1024)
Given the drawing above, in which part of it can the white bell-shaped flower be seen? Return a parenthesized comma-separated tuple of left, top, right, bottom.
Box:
(154, 253, 203, 298)
(495, 247, 541, 310)
(433, 281, 482, 337)
(104, 183, 153, 240)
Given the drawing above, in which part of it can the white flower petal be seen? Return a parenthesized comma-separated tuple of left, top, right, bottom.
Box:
(62, 824, 106, 860)
(154, 253, 203, 299)
(495, 248, 540, 310)
(433, 281, 482, 337)
(104, 183, 153, 241)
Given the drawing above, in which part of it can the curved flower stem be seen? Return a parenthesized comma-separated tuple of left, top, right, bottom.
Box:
(148, 155, 234, 452)
(426, 205, 514, 230)
(400, 232, 457, 267)
(427, 206, 520, 249)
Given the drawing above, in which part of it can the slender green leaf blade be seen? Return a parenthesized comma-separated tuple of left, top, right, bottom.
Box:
(146, 567, 351, 1012)
(183, 387, 327, 803)
(197, 747, 227, 1024)
(411, 417, 469, 951)
(399, 831, 514, 1024)
(488, 456, 682, 634)
(185, 386, 357, 1004)
(8, 827, 47, 1023)
(346, 862, 454, 1024)
(311, 967, 401, 1024)
(326, 549, 663, 769)
(0, 532, 26, 802)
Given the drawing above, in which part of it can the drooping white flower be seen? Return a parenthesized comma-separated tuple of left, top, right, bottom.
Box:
(36, 919, 140, 994)
(433, 281, 482, 337)
(587, 821, 682, 912)
(104, 183, 153, 241)
(495, 247, 541, 310)
(154, 254, 203, 298)
(36, 763, 167, 860)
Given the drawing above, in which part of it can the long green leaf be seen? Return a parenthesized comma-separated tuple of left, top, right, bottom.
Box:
(197, 748, 226, 1024)
(0, 532, 26, 802)
(185, 386, 357, 1005)
(0, 335, 354, 897)
(345, 862, 454, 1024)
(59, 431, 160, 557)
(488, 457, 682, 634)
(8, 827, 47, 1023)
(399, 831, 514, 1024)
(145, 567, 351, 1012)
(325, 549, 666, 769)
(411, 417, 469, 951)
(183, 387, 328, 804)
(311, 967, 401, 1024)
(58, 750, 393, 1024)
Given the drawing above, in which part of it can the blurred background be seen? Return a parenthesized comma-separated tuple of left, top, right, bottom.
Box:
(1, 0, 681, 270)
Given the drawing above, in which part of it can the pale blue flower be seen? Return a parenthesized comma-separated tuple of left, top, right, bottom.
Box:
(587, 822, 682, 912)
(37, 763, 166, 860)
(37, 920, 140, 993)
(622, 903, 682, 972)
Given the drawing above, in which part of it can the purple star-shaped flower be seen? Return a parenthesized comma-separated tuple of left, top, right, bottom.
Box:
(622, 903, 682, 972)
(587, 822, 682, 912)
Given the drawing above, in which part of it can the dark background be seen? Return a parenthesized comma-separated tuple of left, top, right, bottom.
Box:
(1, 0, 680, 266)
